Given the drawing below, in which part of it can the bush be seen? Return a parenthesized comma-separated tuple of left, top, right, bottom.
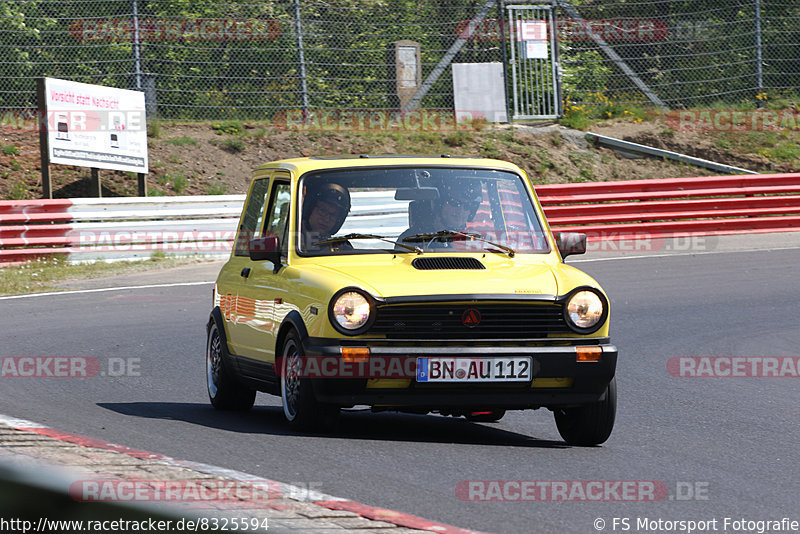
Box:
(147, 120, 162, 138)
(212, 120, 244, 135)
(206, 181, 227, 195)
(220, 137, 246, 153)
(165, 135, 198, 146)
(171, 173, 189, 193)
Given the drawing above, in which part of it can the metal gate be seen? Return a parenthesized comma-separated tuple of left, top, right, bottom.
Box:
(507, 4, 561, 119)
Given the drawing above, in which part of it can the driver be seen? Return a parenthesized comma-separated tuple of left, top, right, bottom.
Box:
(437, 180, 482, 231)
(398, 178, 482, 249)
(301, 181, 352, 252)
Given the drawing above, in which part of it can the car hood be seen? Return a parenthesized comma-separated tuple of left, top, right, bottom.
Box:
(309, 256, 560, 299)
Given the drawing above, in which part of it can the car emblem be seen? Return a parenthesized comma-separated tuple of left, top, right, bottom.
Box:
(461, 308, 481, 328)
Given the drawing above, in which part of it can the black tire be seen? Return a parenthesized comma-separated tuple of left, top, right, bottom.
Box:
(465, 410, 506, 423)
(206, 321, 256, 411)
(554, 377, 616, 446)
(280, 330, 339, 431)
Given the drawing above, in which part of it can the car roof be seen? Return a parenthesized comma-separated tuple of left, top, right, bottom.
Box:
(254, 155, 524, 177)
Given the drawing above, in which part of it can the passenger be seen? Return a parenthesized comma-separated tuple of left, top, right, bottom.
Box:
(398, 179, 482, 249)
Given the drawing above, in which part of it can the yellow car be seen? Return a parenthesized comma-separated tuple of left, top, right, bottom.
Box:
(206, 155, 617, 445)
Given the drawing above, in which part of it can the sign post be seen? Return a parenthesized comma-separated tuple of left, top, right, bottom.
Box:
(36, 79, 52, 199)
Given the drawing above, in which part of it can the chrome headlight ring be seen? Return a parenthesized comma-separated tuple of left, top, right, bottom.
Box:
(562, 287, 608, 334)
(328, 287, 376, 336)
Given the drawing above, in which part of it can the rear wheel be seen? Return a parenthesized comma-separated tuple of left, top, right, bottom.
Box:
(280, 330, 339, 430)
(206, 321, 256, 411)
(554, 377, 616, 446)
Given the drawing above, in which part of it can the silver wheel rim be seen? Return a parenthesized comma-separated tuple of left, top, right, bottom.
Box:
(281, 339, 301, 421)
(206, 326, 222, 398)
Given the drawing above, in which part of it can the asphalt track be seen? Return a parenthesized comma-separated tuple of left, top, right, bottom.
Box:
(1, 236, 799, 533)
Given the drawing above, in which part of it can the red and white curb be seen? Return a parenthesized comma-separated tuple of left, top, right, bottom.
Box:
(0, 414, 481, 534)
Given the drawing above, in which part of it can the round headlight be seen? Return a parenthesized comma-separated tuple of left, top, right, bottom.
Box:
(565, 290, 605, 330)
(331, 291, 371, 331)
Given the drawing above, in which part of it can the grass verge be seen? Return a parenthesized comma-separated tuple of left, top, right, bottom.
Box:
(0, 256, 213, 296)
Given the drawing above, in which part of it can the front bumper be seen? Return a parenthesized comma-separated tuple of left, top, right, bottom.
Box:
(300, 337, 617, 409)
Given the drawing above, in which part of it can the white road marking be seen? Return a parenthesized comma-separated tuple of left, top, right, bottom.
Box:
(569, 245, 800, 263)
(0, 281, 214, 301)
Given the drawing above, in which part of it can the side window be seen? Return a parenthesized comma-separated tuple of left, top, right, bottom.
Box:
(234, 179, 270, 256)
(263, 182, 291, 256)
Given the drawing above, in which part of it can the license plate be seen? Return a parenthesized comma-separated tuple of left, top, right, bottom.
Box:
(416, 357, 532, 383)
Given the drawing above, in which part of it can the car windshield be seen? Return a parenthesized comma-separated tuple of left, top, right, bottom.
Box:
(298, 167, 549, 256)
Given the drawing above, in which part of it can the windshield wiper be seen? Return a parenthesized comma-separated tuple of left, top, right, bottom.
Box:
(313, 233, 422, 254)
(402, 230, 516, 257)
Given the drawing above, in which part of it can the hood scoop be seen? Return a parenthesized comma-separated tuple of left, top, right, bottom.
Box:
(411, 257, 486, 270)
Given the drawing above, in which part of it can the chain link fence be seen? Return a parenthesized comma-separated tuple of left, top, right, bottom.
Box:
(1, 0, 798, 121)
(559, 0, 800, 108)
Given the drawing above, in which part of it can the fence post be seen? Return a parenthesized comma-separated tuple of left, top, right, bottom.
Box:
(755, 0, 764, 107)
(131, 0, 143, 91)
(551, 0, 562, 117)
(294, 0, 309, 117)
(90, 168, 102, 197)
(498, 0, 511, 122)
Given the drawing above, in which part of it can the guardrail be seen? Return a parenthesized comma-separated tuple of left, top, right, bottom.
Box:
(0, 196, 244, 264)
(2, 173, 800, 265)
(584, 132, 758, 175)
(538, 173, 800, 239)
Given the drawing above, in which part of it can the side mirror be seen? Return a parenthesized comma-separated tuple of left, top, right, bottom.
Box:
(249, 236, 281, 265)
(554, 232, 586, 258)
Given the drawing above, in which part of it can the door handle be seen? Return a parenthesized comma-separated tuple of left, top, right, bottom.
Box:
(240, 267, 251, 278)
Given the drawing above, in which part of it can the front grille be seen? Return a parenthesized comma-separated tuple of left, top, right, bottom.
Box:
(371, 303, 569, 339)
(412, 257, 485, 270)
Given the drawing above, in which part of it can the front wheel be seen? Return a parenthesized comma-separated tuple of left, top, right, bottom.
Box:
(554, 377, 616, 446)
(206, 321, 256, 411)
(280, 330, 339, 431)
